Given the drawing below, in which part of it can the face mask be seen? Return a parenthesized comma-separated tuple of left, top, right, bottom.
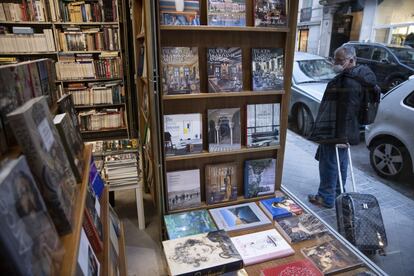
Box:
(333, 64, 344, 73)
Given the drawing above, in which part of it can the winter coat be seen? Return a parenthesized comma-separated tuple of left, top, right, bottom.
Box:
(309, 65, 377, 145)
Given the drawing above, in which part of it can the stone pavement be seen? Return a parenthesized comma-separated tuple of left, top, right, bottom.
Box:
(282, 130, 414, 276)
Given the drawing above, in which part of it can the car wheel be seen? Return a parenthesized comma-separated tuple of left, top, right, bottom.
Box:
(369, 139, 412, 180)
(388, 77, 404, 90)
(296, 105, 313, 137)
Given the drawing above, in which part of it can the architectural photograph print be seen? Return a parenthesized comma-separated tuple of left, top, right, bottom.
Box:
(166, 169, 201, 211)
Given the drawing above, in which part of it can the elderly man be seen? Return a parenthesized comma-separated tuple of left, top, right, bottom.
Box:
(308, 45, 377, 208)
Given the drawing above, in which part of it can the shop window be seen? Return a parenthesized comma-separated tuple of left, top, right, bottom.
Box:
(298, 29, 309, 52)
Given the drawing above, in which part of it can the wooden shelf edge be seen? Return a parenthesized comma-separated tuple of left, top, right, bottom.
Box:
(160, 25, 290, 33)
(81, 128, 128, 134)
(118, 222, 127, 276)
(56, 78, 123, 83)
(0, 52, 57, 55)
(54, 22, 119, 26)
(102, 187, 110, 276)
(163, 90, 284, 100)
(0, 21, 53, 25)
(75, 103, 126, 110)
(59, 144, 93, 276)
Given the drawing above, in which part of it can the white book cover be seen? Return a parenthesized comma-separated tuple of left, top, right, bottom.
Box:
(231, 229, 294, 266)
(167, 169, 201, 211)
(246, 103, 280, 148)
(77, 228, 100, 276)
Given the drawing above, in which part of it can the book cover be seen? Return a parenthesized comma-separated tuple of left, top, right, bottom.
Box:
(254, 0, 288, 27)
(207, 0, 246, 26)
(231, 229, 294, 266)
(247, 103, 280, 148)
(259, 197, 303, 220)
(163, 113, 203, 156)
(207, 48, 243, 93)
(209, 202, 271, 232)
(83, 185, 103, 254)
(0, 156, 63, 276)
(162, 230, 243, 276)
(205, 162, 238, 205)
(77, 228, 100, 276)
(159, 0, 200, 25)
(244, 158, 276, 198)
(54, 112, 85, 183)
(89, 158, 105, 198)
(252, 48, 284, 91)
(7, 96, 77, 235)
(208, 108, 241, 152)
(301, 238, 362, 275)
(164, 209, 217, 240)
(161, 47, 200, 95)
(166, 169, 201, 211)
(57, 93, 79, 130)
(260, 259, 323, 276)
(275, 213, 327, 243)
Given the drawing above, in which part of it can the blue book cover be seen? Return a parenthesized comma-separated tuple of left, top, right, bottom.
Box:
(259, 197, 303, 220)
(244, 158, 276, 198)
(164, 210, 217, 239)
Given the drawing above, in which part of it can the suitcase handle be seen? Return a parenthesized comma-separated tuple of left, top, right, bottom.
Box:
(335, 143, 357, 193)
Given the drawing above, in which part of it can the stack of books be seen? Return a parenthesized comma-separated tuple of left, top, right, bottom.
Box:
(105, 152, 139, 187)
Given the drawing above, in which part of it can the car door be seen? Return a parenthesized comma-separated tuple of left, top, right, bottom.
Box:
(370, 47, 399, 87)
(354, 45, 373, 67)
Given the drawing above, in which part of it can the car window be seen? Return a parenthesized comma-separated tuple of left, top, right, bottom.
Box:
(371, 47, 391, 62)
(355, 45, 372, 59)
(295, 59, 336, 84)
(389, 47, 414, 67)
(404, 91, 414, 108)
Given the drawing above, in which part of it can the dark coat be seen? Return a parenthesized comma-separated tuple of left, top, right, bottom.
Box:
(309, 65, 377, 145)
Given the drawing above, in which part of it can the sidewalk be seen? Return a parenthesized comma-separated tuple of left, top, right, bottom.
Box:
(282, 131, 414, 276)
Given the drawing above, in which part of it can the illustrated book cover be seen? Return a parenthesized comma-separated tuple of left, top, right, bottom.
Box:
(57, 93, 79, 130)
(163, 113, 203, 156)
(301, 238, 363, 275)
(205, 162, 238, 205)
(254, 0, 288, 27)
(162, 230, 243, 276)
(275, 213, 327, 243)
(164, 209, 217, 240)
(0, 156, 64, 276)
(259, 197, 303, 220)
(7, 96, 77, 235)
(209, 202, 271, 232)
(207, 0, 246, 26)
(244, 158, 276, 198)
(230, 229, 294, 265)
(252, 48, 284, 91)
(260, 259, 323, 276)
(161, 47, 200, 95)
(208, 108, 241, 152)
(77, 228, 100, 276)
(166, 169, 201, 211)
(246, 103, 280, 148)
(207, 48, 243, 93)
(159, 0, 200, 25)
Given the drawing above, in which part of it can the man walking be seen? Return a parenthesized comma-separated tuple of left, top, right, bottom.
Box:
(308, 45, 377, 208)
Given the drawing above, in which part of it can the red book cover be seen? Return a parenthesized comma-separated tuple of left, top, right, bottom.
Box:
(260, 259, 322, 276)
(83, 208, 103, 255)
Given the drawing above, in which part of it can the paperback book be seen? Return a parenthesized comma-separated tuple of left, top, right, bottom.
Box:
(209, 202, 271, 232)
(244, 158, 276, 198)
(162, 230, 243, 275)
(254, 0, 288, 27)
(208, 108, 241, 152)
(275, 213, 327, 243)
(163, 113, 203, 156)
(77, 228, 100, 276)
(252, 48, 284, 91)
(57, 93, 79, 129)
(159, 0, 200, 25)
(205, 162, 238, 205)
(207, 0, 246, 26)
(161, 47, 200, 95)
(166, 169, 201, 211)
(246, 103, 280, 148)
(259, 197, 303, 220)
(230, 229, 294, 265)
(260, 259, 323, 276)
(207, 48, 243, 93)
(164, 210, 217, 240)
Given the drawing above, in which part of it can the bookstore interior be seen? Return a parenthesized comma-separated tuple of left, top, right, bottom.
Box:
(0, 0, 389, 276)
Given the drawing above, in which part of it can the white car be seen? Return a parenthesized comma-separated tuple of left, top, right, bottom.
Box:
(365, 78, 414, 180)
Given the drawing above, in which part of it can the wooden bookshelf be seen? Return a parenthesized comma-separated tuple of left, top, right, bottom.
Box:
(0, 21, 53, 25)
(160, 25, 290, 32)
(54, 22, 119, 26)
(118, 223, 127, 276)
(74, 103, 126, 110)
(56, 78, 123, 83)
(163, 90, 284, 100)
(102, 187, 110, 276)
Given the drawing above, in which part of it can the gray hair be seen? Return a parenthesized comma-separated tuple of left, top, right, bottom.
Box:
(334, 45, 356, 59)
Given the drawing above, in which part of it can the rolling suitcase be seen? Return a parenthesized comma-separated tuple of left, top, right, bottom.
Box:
(335, 143, 387, 255)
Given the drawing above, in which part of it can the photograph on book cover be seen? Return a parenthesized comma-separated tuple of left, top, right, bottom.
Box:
(252, 48, 284, 91)
(205, 162, 238, 205)
(159, 0, 200, 25)
(244, 158, 276, 198)
(247, 103, 280, 148)
(208, 108, 241, 152)
(254, 0, 288, 27)
(207, 0, 246, 26)
(276, 213, 327, 243)
(166, 169, 201, 211)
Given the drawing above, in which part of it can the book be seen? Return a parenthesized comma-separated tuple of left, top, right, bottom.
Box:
(7, 96, 77, 235)
(209, 202, 271, 232)
(162, 230, 243, 275)
(166, 169, 201, 211)
(301, 238, 363, 275)
(0, 156, 63, 276)
(57, 93, 79, 130)
(252, 48, 284, 91)
(159, 0, 200, 25)
(231, 229, 294, 265)
(83, 185, 103, 255)
(89, 158, 105, 198)
(244, 158, 276, 198)
(208, 108, 241, 152)
(77, 228, 100, 276)
(259, 197, 303, 220)
(254, 0, 288, 27)
(163, 113, 203, 156)
(246, 103, 280, 147)
(161, 47, 200, 95)
(164, 210, 217, 240)
(207, 47, 243, 92)
(275, 213, 327, 243)
(207, 0, 246, 26)
(260, 259, 323, 276)
(54, 112, 85, 183)
(205, 162, 238, 205)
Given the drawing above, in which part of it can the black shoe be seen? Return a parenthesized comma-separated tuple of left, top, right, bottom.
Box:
(308, 194, 334, 209)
